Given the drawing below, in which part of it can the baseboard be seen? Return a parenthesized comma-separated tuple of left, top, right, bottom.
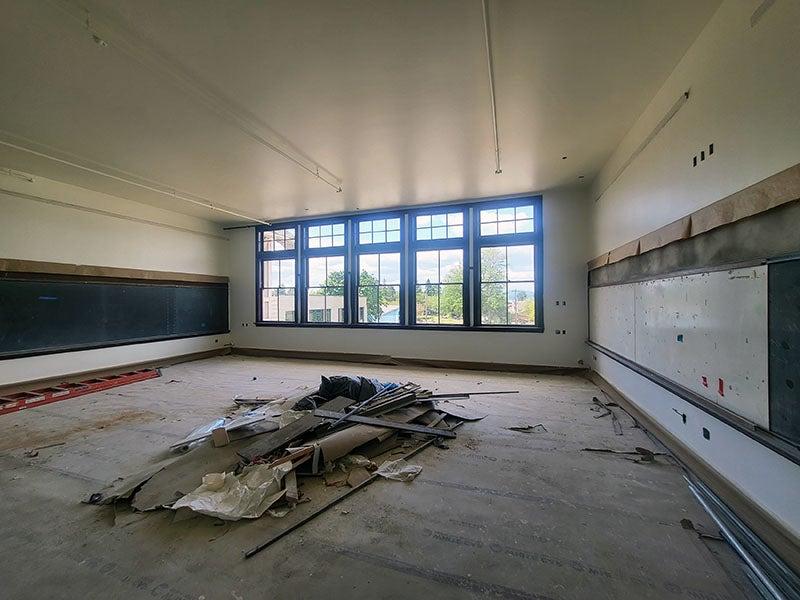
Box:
(587, 370, 800, 575)
(231, 346, 585, 376)
(0, 346, 231, 395)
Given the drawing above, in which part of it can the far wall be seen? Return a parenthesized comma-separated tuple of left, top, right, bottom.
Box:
(230, 185, 590, 367)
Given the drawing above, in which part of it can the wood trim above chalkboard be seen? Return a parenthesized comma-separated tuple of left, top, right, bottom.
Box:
(0, 258, 228, 284)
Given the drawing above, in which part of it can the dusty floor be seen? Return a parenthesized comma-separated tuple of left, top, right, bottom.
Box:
(0, 355, 755, 600)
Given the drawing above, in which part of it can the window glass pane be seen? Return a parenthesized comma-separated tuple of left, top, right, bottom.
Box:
(498, 207, 515, 221)
(415, 284, 439, 324)
(498, 220, 515, 235)
(439, 284, 463, 323)
(481, 222, 497, 236)
(417, 215, 431, 228)
(285, 229, 296, 249)
(509, 282, 535, 325)
(516, 219, 534, 233)
(333, 223, 345, 235)
(432, 226, 447, 240)
(480, 247, 507, 282)
(387, 218, 400, 231)
(481, 283, 507, 324)
(333, 235, 345, 246)
(386, 230, 401, 243)
(309, 237, 321, 248)
(360, 232, 372, 245)
(508, 245, 534, 281)
(266, 260, 280, 286)
(416, 250, 439, 284)
(478, 245, 536, 326)
(373, 231, 386, 244)
(439, 249, 463, 283)
(357, 286, 378, 323)
(380, 253, 401, 284)
(431, 213, 447, 227)
(516, 205, 534, 220)
(320, 236, 332, 248)
(360, 254, 379, 280)
(263, 231, 274, 251)
(328, 255, 345, 274)
(308, 226, 320, 238)
(480, 209, 496, 223)
(280, 259, 295, 286)
(417, 227, 431, 241)
(374, 219, 386, 232)
(448, 225, 463, 238)
(360, 221, 372, 233)
(320, 224, 332, 236)
(447, 212, 463, 225)
(308, 257, 327, 286)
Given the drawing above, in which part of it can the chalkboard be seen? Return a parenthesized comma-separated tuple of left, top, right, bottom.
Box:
(769, 259, 800, 445)
(0, 276, 228, 358)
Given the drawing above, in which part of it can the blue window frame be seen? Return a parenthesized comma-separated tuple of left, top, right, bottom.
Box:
(409, 207, 468, 326)
(303, 219, 348, 324)
(256, 225, 298, 322)
(352, 212, 405, 325)
(255, 195, 543, 331)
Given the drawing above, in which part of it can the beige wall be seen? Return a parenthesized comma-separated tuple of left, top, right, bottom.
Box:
(0, 173, 230, 385)
(590, 0, 800, 256)
(230, 185, 590, 367)
(587, 0, 800, 544)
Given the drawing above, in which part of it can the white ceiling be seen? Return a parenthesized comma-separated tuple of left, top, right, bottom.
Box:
(0, 0, 721, 224)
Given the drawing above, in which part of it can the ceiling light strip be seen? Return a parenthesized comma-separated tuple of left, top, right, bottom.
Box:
(48, 0, 343, 193)
(0, 137, 269, 224)
(595, 91, 690, 203)
(481, 0, 502, 175)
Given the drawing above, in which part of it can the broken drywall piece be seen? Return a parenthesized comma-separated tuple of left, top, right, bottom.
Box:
(84, 455, 181, 505)
(375, 459, 422, 482)
(171, 462, 292, 520)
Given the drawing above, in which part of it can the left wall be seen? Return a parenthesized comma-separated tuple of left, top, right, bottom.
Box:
(0, 172, 230, 385)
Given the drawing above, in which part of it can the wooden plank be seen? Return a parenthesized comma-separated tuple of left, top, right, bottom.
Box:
(0, 257, 228, 284)
(237, 396, 355, 461)
(313, 409, 457, 437)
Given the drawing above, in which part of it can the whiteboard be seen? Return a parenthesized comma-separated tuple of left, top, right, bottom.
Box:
(590, 266, 769, 428)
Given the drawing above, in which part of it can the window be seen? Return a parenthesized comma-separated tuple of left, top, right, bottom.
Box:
(415, 249, 463, 324)
(255, 196, 542, 330)
(475, 199, 540, 327)
(262, 228, 296, 251)
(359, 218, 400, 245)
(261, 259, 296, 322)
(358, 253, 401, 323)
(257, 226, 298, 322)
(416, 211, 463, 240)
(479, 245, 535, 325)
(479, 205, 534, 236)
(307, 223, 345, 248)
(306, 255, 345, 323)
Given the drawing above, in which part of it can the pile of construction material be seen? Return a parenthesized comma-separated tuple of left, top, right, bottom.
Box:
(85, 375, 498, 544)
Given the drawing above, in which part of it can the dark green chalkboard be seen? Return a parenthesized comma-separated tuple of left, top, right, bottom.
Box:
(769, 259, 800, 445)
(0, 276, 228, 358)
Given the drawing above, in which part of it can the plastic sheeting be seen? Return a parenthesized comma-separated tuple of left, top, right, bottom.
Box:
(375, 459, 422, 482)
(171, 462, 292, 520)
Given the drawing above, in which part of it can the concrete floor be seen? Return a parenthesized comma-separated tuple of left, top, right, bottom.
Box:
(0, 355, 754, 600)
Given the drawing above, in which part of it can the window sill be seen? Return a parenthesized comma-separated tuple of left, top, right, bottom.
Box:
(253, 322, 544, 333)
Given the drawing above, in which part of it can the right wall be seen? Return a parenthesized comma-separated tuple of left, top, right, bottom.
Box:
(588, 0, 800, 566)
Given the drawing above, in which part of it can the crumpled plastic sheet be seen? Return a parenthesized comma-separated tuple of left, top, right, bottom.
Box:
(171, 462, 292, 520)
(375, 459, 422, 482)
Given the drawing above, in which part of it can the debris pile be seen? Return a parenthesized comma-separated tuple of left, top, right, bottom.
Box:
(86, 375, 499, 536)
